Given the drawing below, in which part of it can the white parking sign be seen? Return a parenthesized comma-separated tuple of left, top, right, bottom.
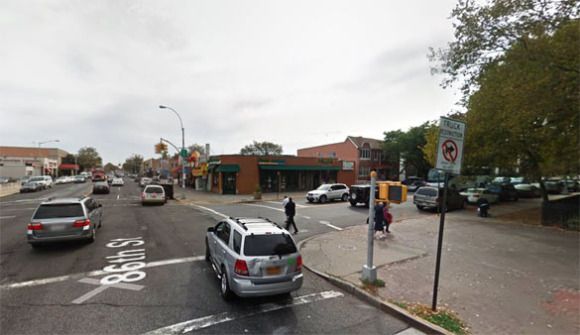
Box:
(436, 117, 466, 175)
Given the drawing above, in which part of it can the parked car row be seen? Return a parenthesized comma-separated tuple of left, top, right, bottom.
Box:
(20, 176, 54, 192)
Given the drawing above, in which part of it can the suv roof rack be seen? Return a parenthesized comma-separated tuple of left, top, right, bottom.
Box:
(229, 216, 248, 230)
(257, 216, 283, 230)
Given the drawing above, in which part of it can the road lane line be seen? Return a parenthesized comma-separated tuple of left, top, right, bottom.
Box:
(0, 256, 205, 290)
(116, 194, 120, 200)
(319, 220, 343, 231)
(243, 203, 285, 213)
(143, 290, 344, 335)
(265, 201, 308, 208)
(71, 285, 109, 304)
(188, 204, 229, 218)
(72, 278, 144, 304)
(0, 216, 16, 219)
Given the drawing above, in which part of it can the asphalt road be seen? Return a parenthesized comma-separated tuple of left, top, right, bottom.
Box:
(0, 180, 417, 335)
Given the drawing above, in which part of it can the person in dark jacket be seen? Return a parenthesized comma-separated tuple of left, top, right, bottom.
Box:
(284, 197, 298, 234)
(374, 202, 386, 239)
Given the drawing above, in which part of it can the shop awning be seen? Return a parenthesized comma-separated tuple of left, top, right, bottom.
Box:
(59, 164, 79, 170)
(259, 165, 339, 171)
(216, 164, 240, 173)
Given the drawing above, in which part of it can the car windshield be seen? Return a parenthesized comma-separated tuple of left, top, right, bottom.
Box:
(145, 187, 163, 193)
(243, 234, 297, 256)
(29, 177, 44, 182)
(316, 185, 330, 191)
(33, 204, 84, 219)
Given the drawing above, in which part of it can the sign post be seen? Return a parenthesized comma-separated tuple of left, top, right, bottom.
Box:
(432, 117, 466, 311)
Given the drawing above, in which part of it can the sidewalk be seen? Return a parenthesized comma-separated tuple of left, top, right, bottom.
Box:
(300, 214, 580, 335)
(0, 183, 20, 198)
(173, 187, 306, 205)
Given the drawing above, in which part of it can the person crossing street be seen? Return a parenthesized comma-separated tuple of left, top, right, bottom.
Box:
(284, 197, 299, 234)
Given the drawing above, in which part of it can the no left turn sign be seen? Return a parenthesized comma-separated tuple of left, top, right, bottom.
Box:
(436, 117, 466, 175)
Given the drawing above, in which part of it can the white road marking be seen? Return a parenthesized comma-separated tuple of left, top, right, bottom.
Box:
(0, 256, 205, 290)
(0, 207, 36, 211)
(243, 203, 285, 213)
(188, 204, 229, 218)
(265, 201, 308, 208)
(319, 220, 343, 231)
(72, 278, 144, 304)
(0, 216, 16, 219)
(116, 194, 120, 200)
(303, 216, 311, 219)
(143, 290, 344, 335)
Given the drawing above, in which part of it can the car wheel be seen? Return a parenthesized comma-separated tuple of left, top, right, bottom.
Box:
(220, 267, 234, 300)
(319, 195, 327, 204)
(341, 194, 349, 202)
(87, 227, 96, 243)
(205, 240, 210, 262)
(307, 199, 313, 203)
(416, 205, 424, 210)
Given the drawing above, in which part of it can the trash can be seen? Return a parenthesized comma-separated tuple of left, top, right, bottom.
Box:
(477, 198, 490, 217)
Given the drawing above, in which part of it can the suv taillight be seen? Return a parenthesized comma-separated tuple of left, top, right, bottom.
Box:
(73, 219, 91, 227)
(296, 255, 303, 272)
(234, 259, 249, 276)
(27, 222, 43, 231)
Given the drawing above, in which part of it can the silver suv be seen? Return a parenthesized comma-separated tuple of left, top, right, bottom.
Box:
(205, 217, 303, 300)
(306, 183, 350, 203)
(27, 197, 103, 248)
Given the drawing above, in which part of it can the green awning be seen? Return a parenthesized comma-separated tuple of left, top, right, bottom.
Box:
(259, 165, 339, 171)
(216, 164, 240, 173)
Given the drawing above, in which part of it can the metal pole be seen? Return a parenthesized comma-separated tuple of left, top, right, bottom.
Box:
(181, 127, 186, 189)
(432, 172, 449, 311)
(361, 171, 377, 282)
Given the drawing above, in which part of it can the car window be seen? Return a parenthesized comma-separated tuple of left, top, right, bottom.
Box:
(145, 186, 164, 193)
(33, 204, 84, 219)
(233, 230, 242, 254)
(217, 223, 231, 245)
(416, 188, 437, 197)
(243, 234, 297, 256)
(335, 185, 346, 190)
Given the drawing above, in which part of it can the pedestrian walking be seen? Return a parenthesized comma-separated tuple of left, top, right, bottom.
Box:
(284, 197, 299, 234)
(282, 195, 289, 208)
(374, 202, 386, 239)
(383, 203, 393, 233)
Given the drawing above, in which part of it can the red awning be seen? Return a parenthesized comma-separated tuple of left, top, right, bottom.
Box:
(59, 164, 79, 170)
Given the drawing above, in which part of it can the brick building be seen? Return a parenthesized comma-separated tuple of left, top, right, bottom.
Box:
(0, 146, 69, 178)
(297, 136, 397, 184)
(207, 155, 355, 195)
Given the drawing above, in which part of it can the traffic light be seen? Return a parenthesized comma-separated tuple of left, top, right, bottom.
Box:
(154, 142, 168, 154)
(376, 181, 408, 204)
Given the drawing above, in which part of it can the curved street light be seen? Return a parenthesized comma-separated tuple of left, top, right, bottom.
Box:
(159, 105, 186, 188)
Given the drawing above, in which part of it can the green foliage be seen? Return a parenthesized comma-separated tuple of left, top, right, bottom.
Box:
(77, 147, 102, 171)
(400, 302, 470, 335)
(383, 123, 434, 177)
(464, 20, 579, 180)
(240, 141, 283, 156)
(188, 144, 206, 157)
(429, 0, 579, 101)
(61, 154, 76, 165)
(122, 154, 144, 174)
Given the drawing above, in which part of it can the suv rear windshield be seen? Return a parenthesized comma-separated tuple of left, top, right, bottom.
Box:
(33, 204, 84, 219)
(243, 234, 297, 256)
(145, 186, 164, 193)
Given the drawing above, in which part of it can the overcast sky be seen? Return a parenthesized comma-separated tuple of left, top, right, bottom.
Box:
(1, 0, 460, 164)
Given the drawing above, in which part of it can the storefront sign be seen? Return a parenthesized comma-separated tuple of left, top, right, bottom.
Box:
(342, 161, 354, 170)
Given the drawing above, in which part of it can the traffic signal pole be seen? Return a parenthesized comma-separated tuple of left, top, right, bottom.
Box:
(361, 171, 378, 282)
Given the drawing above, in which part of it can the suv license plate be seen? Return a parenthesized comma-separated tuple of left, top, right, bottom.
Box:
(265, 266, 281, 275)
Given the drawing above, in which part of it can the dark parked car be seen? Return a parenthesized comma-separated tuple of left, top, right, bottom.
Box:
(349, 184, 377, 207)
(92, 181, 110, 194)
(413, 186, 466, 211)
(486, 183, 519, 201)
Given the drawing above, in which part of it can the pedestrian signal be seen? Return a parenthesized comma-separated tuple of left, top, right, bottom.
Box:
(376, 181, 407, 204)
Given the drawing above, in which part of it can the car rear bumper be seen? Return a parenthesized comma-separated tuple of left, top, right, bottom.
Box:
(142, 198, 165, 204)
(414, 199, 437, 208)
(231, 273, 303, 297)
(28, 230, 92, 244)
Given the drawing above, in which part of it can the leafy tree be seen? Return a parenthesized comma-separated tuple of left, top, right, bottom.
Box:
(61, 154, 76, 165)
(188, 144, 206, 157)
(104, 163, 118, 174)
(429, 0, 579, 101)
(383, 123, 434, 178)
(240, 141, 283, 156)
(122, 154, 144, 174)
(77, 147, 102, 171)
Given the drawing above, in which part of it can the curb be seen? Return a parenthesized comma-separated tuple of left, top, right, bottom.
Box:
(297, 236, 454, 335)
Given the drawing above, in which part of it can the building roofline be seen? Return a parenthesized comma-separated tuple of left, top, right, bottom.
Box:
(297, 138, 355, 152)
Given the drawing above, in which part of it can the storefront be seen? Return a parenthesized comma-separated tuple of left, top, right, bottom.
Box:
(208, 155, 354, 195)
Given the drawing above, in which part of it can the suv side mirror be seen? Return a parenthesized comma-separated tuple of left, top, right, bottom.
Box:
(207, 227, 215, 233)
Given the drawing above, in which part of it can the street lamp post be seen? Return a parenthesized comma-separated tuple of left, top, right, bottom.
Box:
(37, 139, 60, 176)
(159, 105, 186, 188)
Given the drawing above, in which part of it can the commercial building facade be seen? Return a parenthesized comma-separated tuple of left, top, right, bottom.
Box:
(297, 136, 397, 184)
(207, 155, 355, 195)
(0, 146, 69, 178)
